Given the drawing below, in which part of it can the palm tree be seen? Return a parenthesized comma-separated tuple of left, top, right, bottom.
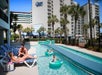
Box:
(91, 19, 96, 39)
(88, 0, 93, 46)
(10, 13, 18, 34)
(17, 24, 23, 41)
(55, 27, 64, 43)
(95, 16, 101, 51)
(23, 27, 34, 37)
(47, 29, 51, 37)
(94, 0, 102, 51)
(82, 24, 89, 39)
(60, 18, 69, 44)
(48, 15, 59, 38)
(37, 29, 41, 39)
(37, 26, 46, 38)
(39, 26, 46, 38)
(13, 14, 18, 34)
(55, 27, 60, 42)
(68, 4, 86, 45)
(60, 5, 69, 44)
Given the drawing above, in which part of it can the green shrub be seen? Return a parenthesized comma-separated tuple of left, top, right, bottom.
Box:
(93, 46, 98, 51)
(99, 48, 102, 52)
(88, 46, 93, 50)
(11, 34, 19, 40)
(24, 38, 30, 42)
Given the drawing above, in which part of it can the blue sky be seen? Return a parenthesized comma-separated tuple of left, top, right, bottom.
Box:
(10, 0, 32, 12)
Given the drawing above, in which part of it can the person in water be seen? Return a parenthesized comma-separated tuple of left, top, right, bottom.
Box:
(52, 55, 57, 62)
(8, 52, 37, 63)
(47, 48, 53, 53)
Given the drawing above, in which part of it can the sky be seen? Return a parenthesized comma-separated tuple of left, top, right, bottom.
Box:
(10, 0, 32, 12)
(10, 0, 102, 32)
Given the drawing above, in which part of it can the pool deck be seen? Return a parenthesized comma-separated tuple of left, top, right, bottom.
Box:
(0, 41, 102, 75)
(0, 41, 39, 75)
(57, 44, 102, 58)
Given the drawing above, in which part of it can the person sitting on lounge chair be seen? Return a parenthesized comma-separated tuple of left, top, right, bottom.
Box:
(8, 52, 37, 63)
(18, 43, 28, 57)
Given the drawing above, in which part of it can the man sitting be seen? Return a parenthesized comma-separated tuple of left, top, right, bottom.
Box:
(18, 43, 28, 57)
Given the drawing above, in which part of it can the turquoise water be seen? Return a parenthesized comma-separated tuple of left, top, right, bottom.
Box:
(34, 45, 92, 75)
(58, 45, 102, 64)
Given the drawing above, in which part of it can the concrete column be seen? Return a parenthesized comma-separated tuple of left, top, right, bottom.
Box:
(7, 29, 10, 45)
(0, 30, 4, 45)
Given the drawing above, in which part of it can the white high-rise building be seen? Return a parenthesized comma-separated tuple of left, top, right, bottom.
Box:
(32, 0, 48, 33)
(83, 3, 99, 39)
(32, 0, 73, 37)
(32, 0, 99, 38)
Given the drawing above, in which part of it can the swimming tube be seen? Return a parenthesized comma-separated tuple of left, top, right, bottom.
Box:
(45, 51, 53, 56)
(49, 60, 63, 68)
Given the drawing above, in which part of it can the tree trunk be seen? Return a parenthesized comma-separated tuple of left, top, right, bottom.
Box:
(52, 22, 55, 39)
(64, 14, 67, 44)
(74, 19, 77, 45)
(60, 34, 62, 43)
(88, 0, 93, 46)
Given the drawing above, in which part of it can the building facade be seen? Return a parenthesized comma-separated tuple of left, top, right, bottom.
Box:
(11, 11, 32, 29)
(83, 3, 99, 39)
(0, 0, 10, 45)
(32, 0, 73, 37)
(32, 0, 99, 38)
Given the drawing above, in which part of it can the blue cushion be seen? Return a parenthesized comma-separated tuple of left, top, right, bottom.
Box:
(12, 48, 19, 56)
(0, 49, 5, 56)
(26, 58, 34, 63)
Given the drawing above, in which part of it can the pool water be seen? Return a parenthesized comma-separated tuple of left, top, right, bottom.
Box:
(34, 45, 93, 75)
(58, 45, 102, 64)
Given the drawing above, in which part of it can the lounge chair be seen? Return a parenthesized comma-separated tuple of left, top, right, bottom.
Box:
(23, 56, 37, 68)
(0, 48, 10, 69)
(0, 45, 37, 68)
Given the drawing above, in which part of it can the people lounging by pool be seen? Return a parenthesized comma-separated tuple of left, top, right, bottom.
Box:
(8, 51, 37, 63)
(18, 43, 28, 57)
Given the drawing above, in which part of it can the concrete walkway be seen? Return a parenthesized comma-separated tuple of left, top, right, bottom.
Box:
(57, 44, 102, 58)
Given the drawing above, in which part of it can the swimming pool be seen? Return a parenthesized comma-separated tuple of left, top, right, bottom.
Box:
(58, 45, 102, 64)
(34, 45, 94, 75)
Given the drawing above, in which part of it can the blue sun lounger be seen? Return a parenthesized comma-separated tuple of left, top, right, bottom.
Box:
(0, 44, 37, 68)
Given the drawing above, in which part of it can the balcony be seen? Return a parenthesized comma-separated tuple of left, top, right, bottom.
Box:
(0, 8, 8, 23)
(0, 0, 8, 10)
